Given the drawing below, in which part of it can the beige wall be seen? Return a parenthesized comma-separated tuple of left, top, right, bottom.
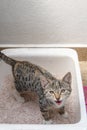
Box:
(0, 0, 87, 45)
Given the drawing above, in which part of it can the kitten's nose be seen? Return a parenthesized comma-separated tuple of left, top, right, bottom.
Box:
(56, 97, 60, 101)
(55, 94, 60, 101)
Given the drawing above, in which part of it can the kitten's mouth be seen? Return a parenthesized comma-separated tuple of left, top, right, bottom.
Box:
(55, 100, 62, 105)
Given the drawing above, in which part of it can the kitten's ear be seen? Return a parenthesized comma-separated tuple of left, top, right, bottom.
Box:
(62, 72, 72, 84)
(39, 75, 49, 89)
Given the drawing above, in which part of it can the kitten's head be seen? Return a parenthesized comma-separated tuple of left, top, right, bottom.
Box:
(44, 72, 72, 108)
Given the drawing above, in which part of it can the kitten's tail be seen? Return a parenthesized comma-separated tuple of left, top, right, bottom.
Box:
(0, 51, 16, 66)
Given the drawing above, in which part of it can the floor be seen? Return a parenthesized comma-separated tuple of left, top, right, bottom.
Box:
(80, 61, 87, 86)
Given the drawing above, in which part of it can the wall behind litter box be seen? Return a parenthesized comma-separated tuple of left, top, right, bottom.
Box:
(0, 0, 87, 45)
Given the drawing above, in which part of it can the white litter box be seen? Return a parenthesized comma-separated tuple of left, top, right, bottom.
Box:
(0, 48, 86, 130)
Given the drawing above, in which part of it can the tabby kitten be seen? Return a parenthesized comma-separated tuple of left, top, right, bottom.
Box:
(0, 51, 72, 124)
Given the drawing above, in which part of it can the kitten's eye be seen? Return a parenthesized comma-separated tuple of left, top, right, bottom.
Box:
(61, 89, 65, 93)
(49, 91, 54, 94)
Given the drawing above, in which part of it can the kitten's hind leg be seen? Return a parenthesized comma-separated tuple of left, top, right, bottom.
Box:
(11, 86, 25, 103)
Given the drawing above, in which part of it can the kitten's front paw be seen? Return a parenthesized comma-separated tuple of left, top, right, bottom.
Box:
(43, 119, 53, 124)
(62, 112, 68, 118)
